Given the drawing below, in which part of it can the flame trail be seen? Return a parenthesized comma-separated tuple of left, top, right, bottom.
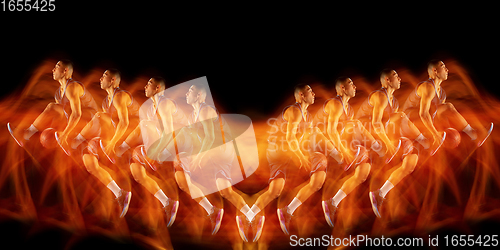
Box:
(2, 59, 500, 249)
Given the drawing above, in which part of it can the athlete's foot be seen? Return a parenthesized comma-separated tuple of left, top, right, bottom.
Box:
(7, 123, 27, 147)
(236, 215, 250, 242)
(430, 132, 446, 156)
(116, 190, 132, 218)
(164, 199, 179, 227)
(251, 213, 265, 242)
(475, 122, 494, 148)
(277, 207, 292, 235)
(369, 189, 385, 218)
(208, 206, 224, 235)
(321, 199, 337, 228)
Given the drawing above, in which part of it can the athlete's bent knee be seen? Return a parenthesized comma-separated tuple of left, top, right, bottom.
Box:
(130, 163, 145, 183)
(356, 163, 371, 183)
(310, 178, 324, 192)
(218, 187, 233, 200)
(403, 154, 418, 175)
(175, 172, 190, 194)
(83, 154, 98, 175)
(269, 179, 284, 200)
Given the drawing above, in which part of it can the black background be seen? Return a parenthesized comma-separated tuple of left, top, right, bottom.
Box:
(2, 2, 499, 119)
(1, 1, 500, 249)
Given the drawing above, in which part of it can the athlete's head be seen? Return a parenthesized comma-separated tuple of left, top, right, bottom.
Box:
(186, 83, 207, 105)
(52, 60, 73, 81)
(335, 77, 356, 97)
(144, 77, 165, 98)
(100, 69, 121, 90)
(380, 69, 401, 90)
(294, 84, 315, 105)
(427, 60, 449, 81)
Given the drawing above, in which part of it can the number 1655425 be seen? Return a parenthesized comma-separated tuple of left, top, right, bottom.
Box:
(2, 0, 55, 12)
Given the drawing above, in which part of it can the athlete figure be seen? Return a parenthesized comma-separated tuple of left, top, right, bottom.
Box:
(402, 60, 493, 148)
(8, 60, 98, 148)
(320, 77, 379, 228)
(254, 84, 342, 239)
(123, 77, 182, 227)
(149, 82, 249, 237)
(76, 69, 139, 218)
(355, 69, 421, 218)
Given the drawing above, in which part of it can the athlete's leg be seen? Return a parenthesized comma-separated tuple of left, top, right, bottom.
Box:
(131, 162, 178, 226)
(435, 102, 468, 131)
(387, 112, 420, 138)
(338, 162, 371, 198)
(346, 120, 384, 156)
(82, 153, 117, 195)
(321, 162, 371, 227)
(175, 170, 223, 234)
(370, 153, 418, 217)
(310, 127, 343, 162)
(216, 176, 255, 241)
(386, 153, 419, 189)
(32, 102, 66, 131)
(387, 112, 430, 149)
(291, 171, 326, 212)
(216, 177, 247, 211)
(78, 112, 112, 139)
(82, 153, 131, 217)
(253, 177, 285, 211)
(71, 112, 113, 149)
(174, 170, 207, 204)
(130, 162, 162, 195)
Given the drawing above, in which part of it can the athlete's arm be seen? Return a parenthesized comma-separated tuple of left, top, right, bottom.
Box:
(59, 83, 83, 144)
(284, 106, 311, 170)
(417, 82, 440, 141)
(325, 100, 353, 162)
(106, 91, 131, 154)
(370, 92, 395, 153)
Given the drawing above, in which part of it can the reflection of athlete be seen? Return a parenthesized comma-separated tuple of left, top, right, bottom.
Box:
(402, 60, 492, 148)
(186, 84, 256, 239)
(78, 69, 139, 218)
(320, 77, 377, 228)
(8, 60, 98, 148)
(356, 69, 421, 218)
(150, 83, 247, 237)
(256, 84, 341, 239)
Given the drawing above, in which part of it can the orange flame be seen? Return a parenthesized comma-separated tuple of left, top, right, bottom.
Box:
(1, 59, 500, 249)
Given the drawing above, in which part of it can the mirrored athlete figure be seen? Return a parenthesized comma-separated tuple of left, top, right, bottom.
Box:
(254, 84, 342, 239)
(8, 60, 99, 148)
(319, 77, 385, 228)
(149, 82, 252, 239)
(402, 60, 493, 149)
(355, 69, 424, 218)
(64, 69, 140, 218)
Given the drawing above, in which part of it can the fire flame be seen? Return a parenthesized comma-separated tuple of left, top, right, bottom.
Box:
(1, 59, 500, 249)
